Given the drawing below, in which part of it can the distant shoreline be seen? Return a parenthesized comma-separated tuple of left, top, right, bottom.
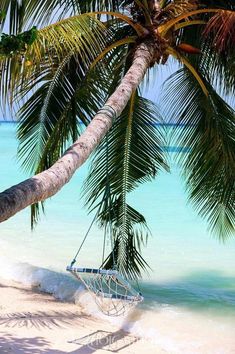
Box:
(0, 120, 17, 123)
(0, 120, 190, 127)
(0, 121, 191, 152)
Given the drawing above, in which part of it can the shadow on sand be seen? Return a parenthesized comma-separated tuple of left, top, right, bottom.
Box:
(0, 282, 140, 353)
(68, 329, 139, 353)
(0, 270, 234, 352)
(0, 310, 90, 330)
(0, 328, 139, 354)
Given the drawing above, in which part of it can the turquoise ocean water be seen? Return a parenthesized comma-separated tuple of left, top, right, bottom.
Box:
(0, 122, 235, 353)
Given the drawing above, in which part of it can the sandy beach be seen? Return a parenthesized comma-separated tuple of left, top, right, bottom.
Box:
(0, 279, 165, 354)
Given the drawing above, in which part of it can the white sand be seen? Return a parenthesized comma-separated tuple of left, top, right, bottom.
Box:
(0, 279, 166, 354)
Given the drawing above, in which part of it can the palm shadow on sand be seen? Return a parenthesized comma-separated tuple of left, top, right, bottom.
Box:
(0, 310, 91, 330)
(0, 270, 234, 353)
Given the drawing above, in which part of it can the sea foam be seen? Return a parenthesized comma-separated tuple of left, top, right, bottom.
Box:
(0, 258, 234, 354)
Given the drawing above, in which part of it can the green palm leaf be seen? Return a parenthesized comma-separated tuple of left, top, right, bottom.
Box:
(17, 56, 109, 226)
(16, 13, 135, 226)
(1, 0, 80, 30)
(83, 91, 168, 279)
(161, 67, 235, 240)
(0, 14, 107, 106)
(0, 0, 26, 33)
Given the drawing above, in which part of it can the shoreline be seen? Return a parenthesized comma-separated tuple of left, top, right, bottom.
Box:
(0, 278, 165, 354)
(0, 271, 235, 353)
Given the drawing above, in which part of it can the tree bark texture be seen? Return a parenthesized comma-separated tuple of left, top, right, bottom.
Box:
(0, 41, 154, 223)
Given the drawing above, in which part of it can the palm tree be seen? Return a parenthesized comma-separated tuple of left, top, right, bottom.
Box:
(0, 0, 234, 278)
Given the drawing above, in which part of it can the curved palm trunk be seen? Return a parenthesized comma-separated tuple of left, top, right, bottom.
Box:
(0, 42, 154, 223)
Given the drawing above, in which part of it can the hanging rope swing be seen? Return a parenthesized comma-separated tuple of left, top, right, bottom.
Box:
(66, 265, 143, 316)
(66, 195, 144, 316)
(66, 113, 143, 316)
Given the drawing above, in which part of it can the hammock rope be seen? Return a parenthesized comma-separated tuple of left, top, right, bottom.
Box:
(67, 266, 143, 317)
(67, 129, 144, 316)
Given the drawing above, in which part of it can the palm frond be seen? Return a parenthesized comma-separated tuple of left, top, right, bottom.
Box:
(177, 10, 235, 97)
(163, 0, 198, 17)
(83, 91, 168, 279)
(1, 0, 131, 32)
(0, 0, 26, 33)
(76, 0, 123, 14)
(166, 46, 208, 96)
(198, 1, 235, 11)
(16, 14, 135, 226)
(17, 55, 109, 225)
(161, 68, 235, 240)
(0, 14, 107, 107)
(203, 10, 235, 55)
(23, 0, 79, 27)
(160, 0, 235, 11)
(1, 0, 82, 31)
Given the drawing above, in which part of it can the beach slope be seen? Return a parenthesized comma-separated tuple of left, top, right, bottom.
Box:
(0, 279, 164, 354)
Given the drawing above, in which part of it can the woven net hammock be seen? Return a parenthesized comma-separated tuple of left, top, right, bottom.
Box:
(67, 266, 143, 316)
(66, 130, 144, 317)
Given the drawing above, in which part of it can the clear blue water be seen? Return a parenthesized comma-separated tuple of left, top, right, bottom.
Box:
(0, 122, 235, 353)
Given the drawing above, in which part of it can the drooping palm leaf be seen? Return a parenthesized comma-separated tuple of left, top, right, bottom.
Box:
(203, 10, 235, 55)
(161, 67, 235, 240)
(1, 0, 81, 31)
(83, 91, 168, 279)
(15, 12, 138, 227)
(0, 0, 26, 33)
(0, 14, 107, 106)
(175, 8, 235, 97)
(17, 57, 110, 225)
